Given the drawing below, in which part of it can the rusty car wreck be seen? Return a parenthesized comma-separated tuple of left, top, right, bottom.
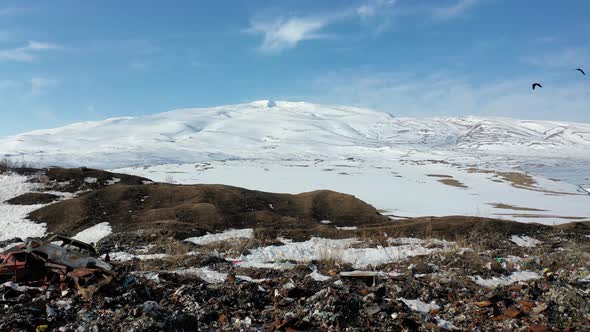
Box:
(0, 235, 114, 299)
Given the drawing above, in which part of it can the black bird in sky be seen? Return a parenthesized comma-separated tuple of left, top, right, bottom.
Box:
(532, 83, 542, 90)
(574, 68, 586, 75)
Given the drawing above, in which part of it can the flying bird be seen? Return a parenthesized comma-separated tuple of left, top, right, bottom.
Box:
(532, 83, 542, 90)
(574, 68, 586, 75)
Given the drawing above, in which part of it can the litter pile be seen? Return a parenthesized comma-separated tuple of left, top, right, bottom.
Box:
(1, 230, 589, 331)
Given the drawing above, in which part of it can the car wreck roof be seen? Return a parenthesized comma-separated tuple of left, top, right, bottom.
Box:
(46, 235, 96, 250)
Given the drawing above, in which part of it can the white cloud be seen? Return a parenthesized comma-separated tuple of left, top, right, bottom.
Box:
(247, 16, 331, 53)
(247, 0, 402, 53)
(431, 0, 479, 20)
(309, 69, 590, 122)
(357, 0, 396, 19)
(30, 77, 60, 94)
(0, 41, 62, 62)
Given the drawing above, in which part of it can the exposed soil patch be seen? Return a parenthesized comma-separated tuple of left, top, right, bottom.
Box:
(5, 192, 61, 205)
(465, 167, 580, 196)
(494, 213, 588, 220)
(489, 203, 547, 212)
(437, 178, 468, 188)
(426, 174, 453, 178)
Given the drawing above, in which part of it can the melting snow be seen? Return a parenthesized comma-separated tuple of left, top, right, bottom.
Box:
(174, 267, 227, 283)
(0, 174, 47, 241)
(471, 271, 541, 288)
(399, 298, 440, 313)
(107, 252, 169, 262)
(335, 226, 358, 230)
(235, 275, 268, 283)
(72, 222, 112, 244)
(436, 318, 459, 330)
(185, 228, 254, 245)
(84, 177, 98, 184)
(0, 242, 23, 253)
(235, 237, 451, 269)
(105, 177, 121, 185)
(320, 220, 332, 224)
(511, 235, 541, 248)
(308, 270, 332, 281)
(340, 270, 402, 277)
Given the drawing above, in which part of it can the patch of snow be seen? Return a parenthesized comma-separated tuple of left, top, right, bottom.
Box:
(436, 318, 459, 330)
(174, 267, 227, 283)
(234, 261, 296, 270)
(135, 244, 156, 254)
(235, 237, 451, 269)
(335, 226, 358, 230)
(0, 174, 47, 241)
(106, 252, 169, 262)
(83, 177, 98, 184)
(105, 178, 121, 185)
(471, 271, 541, 288)
(389, 237, 425, 245)
(320, 220, 332, 224)
(389, 237, 454, 246)
(308, 270, 332, 281)
(0, 242, 23, 253)
(399, 298, 440, 313)
(235, 275, 268, 283)
(511, 235, 541, 247)
(72, 222, 112, 244)
(185, 228, 253, 245)
(339, 270, 402, 277)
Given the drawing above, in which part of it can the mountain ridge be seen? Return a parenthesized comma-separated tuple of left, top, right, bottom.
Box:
(1, 100, 590, 168)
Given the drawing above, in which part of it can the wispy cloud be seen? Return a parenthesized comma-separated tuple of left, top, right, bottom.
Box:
(309, 69, 590, 122)
(247, 0, 482, 53)
(525, 48, 589, 68)
(356, 0, 398, 35)
(431, 0, 479, 20)
(30, 77, 60, 94)
(357, 0, 397, 19)
(0, 41, 63, 62)
(246, 15, 333, 53)
(246, 0, 398, 53)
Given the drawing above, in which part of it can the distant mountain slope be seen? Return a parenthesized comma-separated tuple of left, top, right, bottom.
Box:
(1, 100, 589, 167)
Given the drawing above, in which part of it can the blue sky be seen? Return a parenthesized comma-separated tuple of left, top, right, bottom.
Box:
(1, 0, 589, 135)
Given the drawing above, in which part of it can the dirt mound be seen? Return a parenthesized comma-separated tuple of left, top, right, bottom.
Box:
(5, 193, 61, 205)
(380, 216, 551, 237)
(41, 167, 150, 192)
(29, 183, 388, 236)
(555, 220, 590, 231)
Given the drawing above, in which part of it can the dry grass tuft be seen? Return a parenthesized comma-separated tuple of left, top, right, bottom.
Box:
(438, 178, 468, 188)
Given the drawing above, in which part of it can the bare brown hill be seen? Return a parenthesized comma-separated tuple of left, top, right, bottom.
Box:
(28, 183, 388, 237)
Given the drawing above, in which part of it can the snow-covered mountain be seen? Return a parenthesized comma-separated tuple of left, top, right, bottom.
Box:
(1, 100, 590, 168)
(1, 100, 589, 225)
